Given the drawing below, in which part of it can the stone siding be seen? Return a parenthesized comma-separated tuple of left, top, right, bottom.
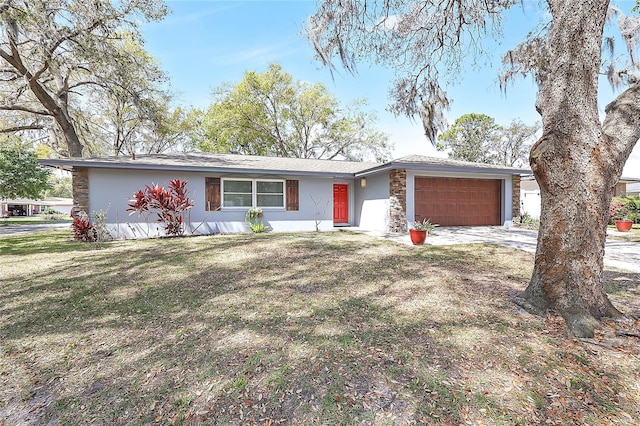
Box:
(72, 167, 89, 216)
(389, 169, 407, 233)
(512, 174, 521, 224)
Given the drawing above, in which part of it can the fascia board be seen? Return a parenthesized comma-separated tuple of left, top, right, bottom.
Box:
(39, 159, 356, 179)
(355, 162, 532, 177)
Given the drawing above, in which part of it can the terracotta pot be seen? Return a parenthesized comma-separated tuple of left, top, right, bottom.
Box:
(615, 220, 633, 232)
(409, 229, 427, 245)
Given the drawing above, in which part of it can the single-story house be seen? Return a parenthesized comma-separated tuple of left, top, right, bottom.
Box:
(520, 175, 640, 219)
(41, 153, 531, 238)
(1, 197, 73, 217)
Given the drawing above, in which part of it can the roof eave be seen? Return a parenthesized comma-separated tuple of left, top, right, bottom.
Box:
(39, 159, 357, 179)
(355, 161, 532, 177)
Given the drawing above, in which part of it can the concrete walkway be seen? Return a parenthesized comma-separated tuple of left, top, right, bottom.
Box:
(364, 226, 640, 274)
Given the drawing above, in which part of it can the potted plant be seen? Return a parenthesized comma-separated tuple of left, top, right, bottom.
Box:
(615, 218, 633, 232)
(409, 218, 438, 245)
(610, 197, 634, 232)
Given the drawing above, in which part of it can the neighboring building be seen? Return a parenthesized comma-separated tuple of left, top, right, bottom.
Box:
(520, 176, 541, 219)
(613, 178, 640, 196)
(1, 197, 73, 217)
(41, 153, 530, 238)
(520, 176, 640, 219)
(627, 183, 640, 197)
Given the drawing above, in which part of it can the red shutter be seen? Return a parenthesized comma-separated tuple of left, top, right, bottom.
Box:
(205, 177, 221, 211)
(286, 180, 299, 211)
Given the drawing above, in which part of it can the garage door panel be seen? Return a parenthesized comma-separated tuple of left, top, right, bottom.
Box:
(414, 177, 501, 227)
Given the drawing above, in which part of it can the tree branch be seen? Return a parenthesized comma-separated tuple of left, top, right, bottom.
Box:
(0, 124, 45, 133)
(602, 83, 640, 163)
(0, 104, 52, 116)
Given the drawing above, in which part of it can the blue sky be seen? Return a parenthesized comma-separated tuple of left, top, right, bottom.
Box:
(140, 0, 640, 177)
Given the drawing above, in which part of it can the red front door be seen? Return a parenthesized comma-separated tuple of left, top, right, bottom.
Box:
(333, 184, 348, 224)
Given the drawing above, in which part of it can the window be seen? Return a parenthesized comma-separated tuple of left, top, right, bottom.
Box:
(223, 179, 253, 207)
(257, 181, 284, 207)
(221, 179, 286, 208)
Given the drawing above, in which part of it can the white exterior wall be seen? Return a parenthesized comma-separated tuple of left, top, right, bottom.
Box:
(520, 179, 541, 218)
(88, 168, 341, 238)
(353, 173, 390, 232)
(405, 170, 516, 228)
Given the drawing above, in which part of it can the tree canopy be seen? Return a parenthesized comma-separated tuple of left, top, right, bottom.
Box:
(438, 114, 538, 167)
(0, 144, 50, 200)
(46, 174, 72, 198)
(0, 0, 169, 157)
(202, 64, 392, 162)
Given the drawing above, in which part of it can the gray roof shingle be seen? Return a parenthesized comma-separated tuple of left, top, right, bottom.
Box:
(41, 153, 532, 176)
(42, 153, 378, 176)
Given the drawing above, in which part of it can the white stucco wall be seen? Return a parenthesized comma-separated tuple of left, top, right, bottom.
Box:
(520, 179, 541, 218)
(353, 173, 390, 232)
(87, 168, 342, 237)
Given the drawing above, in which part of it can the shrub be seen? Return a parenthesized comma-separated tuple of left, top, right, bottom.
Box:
(245, 207, 267, 233)
(40, 206, 68, 220)
(42, 206, 61, 215)
(71, 211, 97, 242)
(609, 197, 631, 222)
(520, 211, 540, 228)
(127, 179, 194, 236)
(92, 208, 113, 242)
(609, 195, 640, 224)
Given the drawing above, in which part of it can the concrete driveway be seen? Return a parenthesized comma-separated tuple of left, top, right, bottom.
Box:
(374, 226, 640, 273)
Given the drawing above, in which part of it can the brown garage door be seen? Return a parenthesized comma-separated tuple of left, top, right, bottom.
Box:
(414, 177, 502, 226)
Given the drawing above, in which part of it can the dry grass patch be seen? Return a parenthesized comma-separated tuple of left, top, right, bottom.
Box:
(0, 230, 638, 425)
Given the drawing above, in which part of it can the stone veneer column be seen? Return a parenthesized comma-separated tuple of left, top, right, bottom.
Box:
(72, 167, 89, 216)
(512, 175, 521, 224)
(389, 169, 407, 233)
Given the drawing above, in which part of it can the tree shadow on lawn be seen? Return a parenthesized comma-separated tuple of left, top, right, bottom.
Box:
(1, 232, 638, 425)
(0, 229, 88, 255)
(603, 270, 640, 317)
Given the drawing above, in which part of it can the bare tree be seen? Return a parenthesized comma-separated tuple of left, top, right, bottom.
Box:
(496, 119, 539, 167)
(307, 1, 640, 337)
(0, 0, 167, 157)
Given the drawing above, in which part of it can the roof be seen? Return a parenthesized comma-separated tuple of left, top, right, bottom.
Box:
(1, 197, 72, 205)
(40, 153, 532, 177)
(355, 155, 532, 176)
(41, 153, 377, 178)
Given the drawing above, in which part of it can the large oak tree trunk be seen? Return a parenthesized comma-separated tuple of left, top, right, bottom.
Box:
(522, 0, 639, 337)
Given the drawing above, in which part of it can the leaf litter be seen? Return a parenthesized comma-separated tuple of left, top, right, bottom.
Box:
(0, 230, 638, 425)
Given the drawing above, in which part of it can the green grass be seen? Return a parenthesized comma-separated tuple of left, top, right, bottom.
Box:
(0, 230, 638, 425)
(1, 216, 72, 226)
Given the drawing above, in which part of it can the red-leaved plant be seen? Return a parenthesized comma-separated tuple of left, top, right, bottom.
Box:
(71, 211, 97, 242)
(127, 179, 195, 236)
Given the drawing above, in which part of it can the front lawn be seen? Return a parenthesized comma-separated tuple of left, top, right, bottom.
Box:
(0, 216, 72, 226)
(1, 231, 638, 425)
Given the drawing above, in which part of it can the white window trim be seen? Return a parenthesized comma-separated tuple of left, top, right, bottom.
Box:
(221, 178, 286, 210)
